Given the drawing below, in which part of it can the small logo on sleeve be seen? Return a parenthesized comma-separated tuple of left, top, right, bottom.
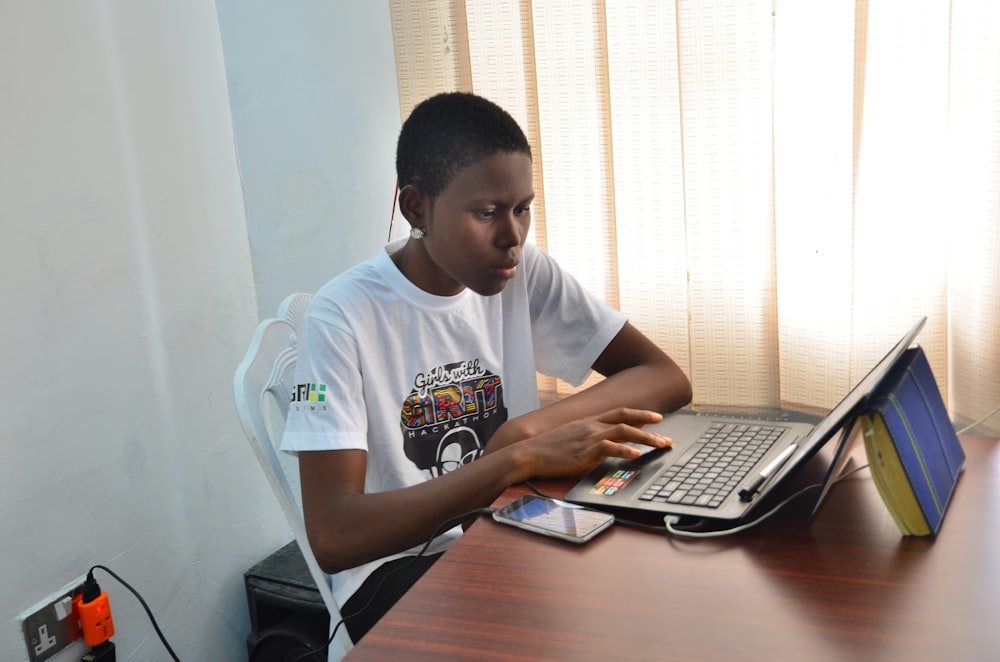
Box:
(291, 383, 328, 410)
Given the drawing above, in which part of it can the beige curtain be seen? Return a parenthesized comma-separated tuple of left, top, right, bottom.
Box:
(389, 0, 1000, 434)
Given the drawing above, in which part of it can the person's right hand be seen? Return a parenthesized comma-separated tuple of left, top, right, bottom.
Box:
(510, 407, 671, 480)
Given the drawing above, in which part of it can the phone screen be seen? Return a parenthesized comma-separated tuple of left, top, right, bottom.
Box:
(492, 494, 615, 543)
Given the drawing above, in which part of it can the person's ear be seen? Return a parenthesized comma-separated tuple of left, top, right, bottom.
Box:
(397, 184, 428, 227)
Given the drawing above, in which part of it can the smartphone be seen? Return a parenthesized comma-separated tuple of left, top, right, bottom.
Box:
(492, 494, 615, 544)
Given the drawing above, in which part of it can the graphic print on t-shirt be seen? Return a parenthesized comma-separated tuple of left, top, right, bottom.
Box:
(400, 359, 507, 478)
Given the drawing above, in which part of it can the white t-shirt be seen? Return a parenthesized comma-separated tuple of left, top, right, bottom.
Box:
(281, 239, 626, 605)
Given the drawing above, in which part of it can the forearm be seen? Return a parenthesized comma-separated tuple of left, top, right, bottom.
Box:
(493, 361, 692, 447)
(542, 364, 689, 426)
(304, 445, 531, 573)
(519, 321, 691, 437)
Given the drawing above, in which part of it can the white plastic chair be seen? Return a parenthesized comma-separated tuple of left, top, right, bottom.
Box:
(234, 293, 352, 661)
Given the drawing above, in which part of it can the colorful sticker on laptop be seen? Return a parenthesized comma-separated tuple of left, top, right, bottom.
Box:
(590, 469, 639, 496)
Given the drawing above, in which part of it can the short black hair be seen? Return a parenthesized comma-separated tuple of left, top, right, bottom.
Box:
(396, 92, 531, 200)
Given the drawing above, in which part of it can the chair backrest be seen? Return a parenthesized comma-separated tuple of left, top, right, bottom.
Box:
(234, 293, 352, 660)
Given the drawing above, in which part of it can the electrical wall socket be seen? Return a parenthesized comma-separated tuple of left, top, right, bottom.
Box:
(19, 578, 86, 662)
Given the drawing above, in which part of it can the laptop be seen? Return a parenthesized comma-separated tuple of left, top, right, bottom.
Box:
(565, 317, 927, 527)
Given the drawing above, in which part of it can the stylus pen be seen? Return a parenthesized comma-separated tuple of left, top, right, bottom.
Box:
(738, 443, 798, 502)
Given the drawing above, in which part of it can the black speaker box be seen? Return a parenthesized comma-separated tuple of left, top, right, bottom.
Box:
(245, 540, 329, 661)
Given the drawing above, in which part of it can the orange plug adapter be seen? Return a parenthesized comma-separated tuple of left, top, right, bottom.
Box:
(74, 578, 116, 646)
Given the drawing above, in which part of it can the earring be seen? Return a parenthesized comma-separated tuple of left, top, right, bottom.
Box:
(410, 228, 425, 239)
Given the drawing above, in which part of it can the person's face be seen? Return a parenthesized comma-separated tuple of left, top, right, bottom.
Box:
(404, 150, 534, 297)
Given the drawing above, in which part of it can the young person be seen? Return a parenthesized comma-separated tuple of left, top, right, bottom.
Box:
(281, 92, 692, 643)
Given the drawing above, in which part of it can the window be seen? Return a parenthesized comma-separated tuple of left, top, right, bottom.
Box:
(390, 0, 1000, 433)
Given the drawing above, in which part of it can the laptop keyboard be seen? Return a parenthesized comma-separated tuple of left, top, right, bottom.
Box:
(638, 423, 785, 508)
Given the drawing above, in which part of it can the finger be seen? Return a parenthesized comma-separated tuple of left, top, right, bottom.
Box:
(595, 439, 645, 460)
(596, 407, 664, 426)
(599, 422, 672, 449)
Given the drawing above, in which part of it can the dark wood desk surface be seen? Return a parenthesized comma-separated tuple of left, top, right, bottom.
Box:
(346, 436, 1000, 661)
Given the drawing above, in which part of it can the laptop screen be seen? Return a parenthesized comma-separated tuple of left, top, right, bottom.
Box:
(807, 318, 925, 454)
(789, 317, 927, 512)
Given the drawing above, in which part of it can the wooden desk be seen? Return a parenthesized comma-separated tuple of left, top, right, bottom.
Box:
(346, 437, 1000, 661)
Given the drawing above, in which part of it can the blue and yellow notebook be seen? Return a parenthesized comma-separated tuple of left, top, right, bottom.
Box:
(859, 346, 965, 536)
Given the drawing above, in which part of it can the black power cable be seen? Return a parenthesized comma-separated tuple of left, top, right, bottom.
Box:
(84, 566, 180, 661)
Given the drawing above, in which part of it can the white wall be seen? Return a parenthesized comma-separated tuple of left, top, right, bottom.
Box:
(216, 0, 405, 318)
(0, 2, 399, 660)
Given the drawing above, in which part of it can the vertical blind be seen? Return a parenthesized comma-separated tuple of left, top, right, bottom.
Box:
(389, 0, 1000, 434)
